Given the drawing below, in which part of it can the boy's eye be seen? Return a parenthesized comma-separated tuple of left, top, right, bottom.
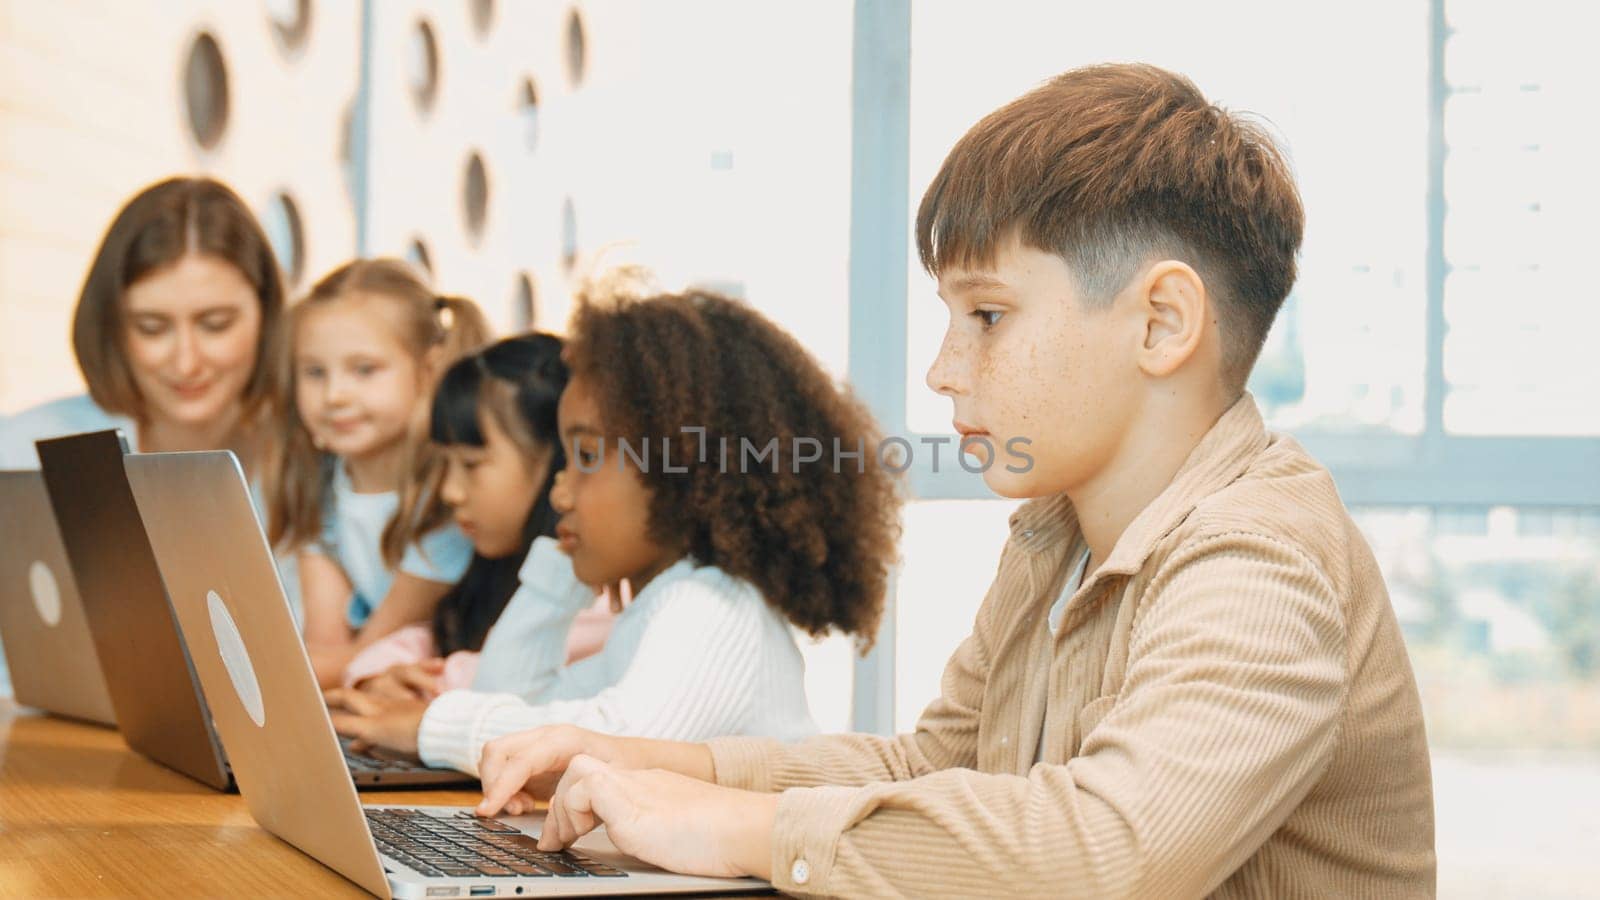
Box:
(132, 318, 168, 337)
(300, 365, 325, 379)
(353, 362, 380, 377)
(972, 309, 1005, 329)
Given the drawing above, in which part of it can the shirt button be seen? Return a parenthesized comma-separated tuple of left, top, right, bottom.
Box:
(791, 859, 811, 885)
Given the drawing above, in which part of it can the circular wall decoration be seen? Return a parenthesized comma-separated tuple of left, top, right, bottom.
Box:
(470, 0, 494, 39)
(406, 238, 434, 281)
(565, 9, 587, 87)
(263, 192, 306, 285)
(513, 272, 536, 331)
(184, 31, 230, 150)
(408, 18, 441, 112)
(561, 197, 579, 273)
(266, 0, 313, 58)
(338, 99, 356, 201)
(519, 78, 540, 151)
(462, 152, 489, 245)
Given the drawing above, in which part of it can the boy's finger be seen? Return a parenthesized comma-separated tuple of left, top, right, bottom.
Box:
(552, 794, 576, 846)
(559, 771, 603, 844)
(537, 766, 582, 849)
(505, 791, 535, 816)
(479, 749, 549, 816)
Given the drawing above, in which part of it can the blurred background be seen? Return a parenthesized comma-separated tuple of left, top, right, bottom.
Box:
(1, 1, 1595, 895)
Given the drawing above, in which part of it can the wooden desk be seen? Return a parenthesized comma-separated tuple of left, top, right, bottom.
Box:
(0, 699, 483, 898)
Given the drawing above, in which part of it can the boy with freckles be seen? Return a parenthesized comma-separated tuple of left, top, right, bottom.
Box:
(470, 63, 1437, 898)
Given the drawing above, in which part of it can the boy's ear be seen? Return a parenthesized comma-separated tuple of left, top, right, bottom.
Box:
(1132, 260, 1208, 378)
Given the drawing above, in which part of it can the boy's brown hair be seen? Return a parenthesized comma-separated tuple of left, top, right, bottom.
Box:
(916, 63, 1305, 387)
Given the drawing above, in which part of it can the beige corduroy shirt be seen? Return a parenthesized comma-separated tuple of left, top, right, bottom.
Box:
(709, 394, 1435, 898)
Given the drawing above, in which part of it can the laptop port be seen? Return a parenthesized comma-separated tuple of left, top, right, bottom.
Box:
(469, 888, 495, 897)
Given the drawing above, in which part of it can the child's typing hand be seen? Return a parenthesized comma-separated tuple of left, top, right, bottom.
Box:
(536, 754, 777, 881)
(353, 659, 445, 702)
(477, 724, 625, 814)
(324, 687, 429, 757)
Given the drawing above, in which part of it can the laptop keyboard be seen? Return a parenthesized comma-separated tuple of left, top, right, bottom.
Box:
(365, 808, 628, 879)
(342, 740, 423, 772)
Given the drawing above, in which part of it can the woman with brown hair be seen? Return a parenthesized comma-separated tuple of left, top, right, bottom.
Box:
(0, 176, 287, 694)
(0, 176, 286, 468)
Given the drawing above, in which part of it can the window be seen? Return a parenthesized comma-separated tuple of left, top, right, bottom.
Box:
(1439, 0, 1600, 436)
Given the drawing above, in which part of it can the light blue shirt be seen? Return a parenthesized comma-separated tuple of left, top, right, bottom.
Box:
(305, 463, 474, 628)
(0, 394, 135, 469)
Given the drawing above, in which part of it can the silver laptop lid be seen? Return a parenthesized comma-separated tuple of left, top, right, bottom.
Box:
(124, 449, 391, 897)
(35, 430, 230, 789)
(0, 470, 116, 726)
(125, 451, 769, 899)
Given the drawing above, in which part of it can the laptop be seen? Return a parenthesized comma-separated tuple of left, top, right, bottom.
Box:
(0, 470, 117, 726)
(128, 448, 770, 898)
(34, 430, 470, 789)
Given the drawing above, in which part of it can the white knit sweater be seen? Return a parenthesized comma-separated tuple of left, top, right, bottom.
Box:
(417, 537, 818, 774)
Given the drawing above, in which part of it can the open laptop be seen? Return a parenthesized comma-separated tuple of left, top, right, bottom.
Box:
(34, 430, 470, 789)
(127, 448, 770, 898)
(0, 470, 117, 726)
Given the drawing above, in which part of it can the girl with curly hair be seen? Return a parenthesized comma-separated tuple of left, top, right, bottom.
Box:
(329, 286, 902, 772)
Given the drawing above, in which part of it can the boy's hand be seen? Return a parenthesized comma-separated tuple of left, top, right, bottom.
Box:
(324, 687, 429, 756)
(536, 754, 776, 880)
(354, 659, 445, 702)
(478, 726, 720, 817)
(477, 724, 624, 814)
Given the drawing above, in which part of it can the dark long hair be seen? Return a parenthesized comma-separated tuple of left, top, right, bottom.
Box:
(428, 333, 568, 655)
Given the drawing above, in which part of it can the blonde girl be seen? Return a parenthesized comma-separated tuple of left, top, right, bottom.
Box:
(266, 259, 490, 687)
